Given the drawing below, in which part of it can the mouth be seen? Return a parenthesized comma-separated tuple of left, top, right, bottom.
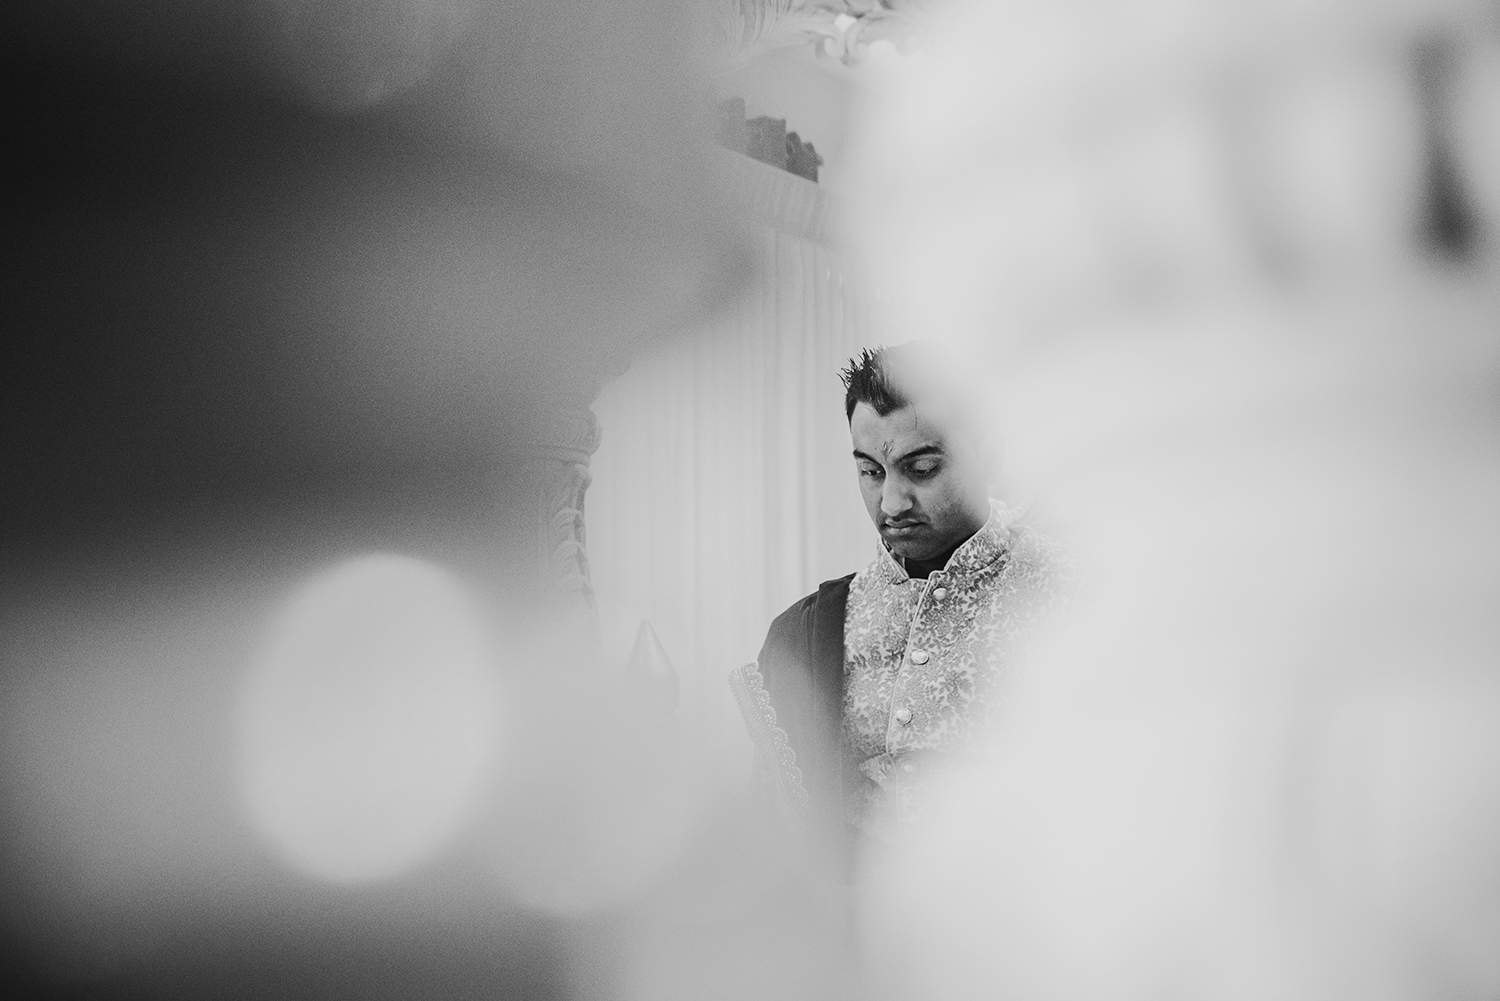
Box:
(881, 523, 925, 537)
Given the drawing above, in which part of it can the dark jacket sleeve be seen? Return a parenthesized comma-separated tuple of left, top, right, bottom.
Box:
(754, 574, 855, 869)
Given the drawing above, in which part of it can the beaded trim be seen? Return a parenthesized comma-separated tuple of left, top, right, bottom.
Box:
(728, 661, 809, 822)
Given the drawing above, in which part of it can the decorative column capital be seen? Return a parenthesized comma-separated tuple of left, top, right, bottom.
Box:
(513, 393, 605, 667)
(519, 400, 602, 465)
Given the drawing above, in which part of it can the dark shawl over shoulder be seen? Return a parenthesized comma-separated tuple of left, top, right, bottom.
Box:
(728, 574, 854, 860)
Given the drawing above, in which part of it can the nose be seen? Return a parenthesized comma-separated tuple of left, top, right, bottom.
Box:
(880, 477, 914, 520)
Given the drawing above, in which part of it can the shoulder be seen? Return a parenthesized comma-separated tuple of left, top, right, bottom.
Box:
(1005, 526, 1077, 601)
(763, 573, 856, 655)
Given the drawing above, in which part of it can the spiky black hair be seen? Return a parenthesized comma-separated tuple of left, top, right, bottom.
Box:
(841, 341, 997, 468)
(839, 346, 907, 421)
(840, 341, 966, 421)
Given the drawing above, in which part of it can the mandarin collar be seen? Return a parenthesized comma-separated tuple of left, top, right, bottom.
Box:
(877, 499, 1019, 584)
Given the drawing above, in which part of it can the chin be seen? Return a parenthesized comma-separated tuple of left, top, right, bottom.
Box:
(885, 538, 934, 562)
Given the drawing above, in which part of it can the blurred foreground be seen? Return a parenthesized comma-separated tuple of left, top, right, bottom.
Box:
(3, 1, 1499, 1000)
(846, 2, 1500, 1000)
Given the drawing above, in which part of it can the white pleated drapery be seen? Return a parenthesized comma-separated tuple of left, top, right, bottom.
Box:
(588, 150, 878, 772)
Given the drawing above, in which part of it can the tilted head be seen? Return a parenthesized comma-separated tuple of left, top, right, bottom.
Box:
(841, 343, 994, 569)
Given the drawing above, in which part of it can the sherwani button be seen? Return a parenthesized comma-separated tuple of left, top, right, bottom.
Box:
(932, 587, 947, 599)
(909, 649, 930, 665)
(894, 707, 913, 725)
(901, 760, 918, 775)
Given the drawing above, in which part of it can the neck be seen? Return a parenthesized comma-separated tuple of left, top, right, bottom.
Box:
(903, 539, 965, 580)
(896, 503, 991, 579)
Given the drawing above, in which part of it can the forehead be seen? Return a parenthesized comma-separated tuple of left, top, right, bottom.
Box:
(849, 402, 956, 458)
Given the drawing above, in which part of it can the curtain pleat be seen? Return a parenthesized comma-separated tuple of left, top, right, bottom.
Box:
(588, 152, 876, 771)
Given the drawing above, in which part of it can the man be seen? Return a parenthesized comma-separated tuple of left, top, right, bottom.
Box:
(729, 343, 1073, 865)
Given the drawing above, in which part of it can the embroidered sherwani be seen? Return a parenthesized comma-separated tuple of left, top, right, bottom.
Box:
(730, 501, 1073, 856)
(843, 501, 1072, 836)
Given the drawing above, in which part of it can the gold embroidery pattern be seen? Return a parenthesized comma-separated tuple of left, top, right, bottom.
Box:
(842, 501, 1074, 832)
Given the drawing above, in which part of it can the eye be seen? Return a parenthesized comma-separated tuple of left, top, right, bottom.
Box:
(908, 462, 940, 478)
(857, 463, 884, 480)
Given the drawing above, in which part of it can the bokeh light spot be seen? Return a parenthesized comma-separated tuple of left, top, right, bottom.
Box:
(237, 554, 501, 883)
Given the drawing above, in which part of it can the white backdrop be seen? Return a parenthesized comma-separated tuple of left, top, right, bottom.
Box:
(588, 151, 878, 773)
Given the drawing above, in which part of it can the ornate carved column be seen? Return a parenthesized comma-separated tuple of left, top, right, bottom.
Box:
(513, 393, 606, 667)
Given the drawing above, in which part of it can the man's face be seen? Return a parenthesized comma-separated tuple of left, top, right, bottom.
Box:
(849, 401, 992, 563)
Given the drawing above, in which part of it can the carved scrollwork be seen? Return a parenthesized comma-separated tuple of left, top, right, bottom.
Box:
(518, 400, 602, 657)
(530, 436, 596, 578)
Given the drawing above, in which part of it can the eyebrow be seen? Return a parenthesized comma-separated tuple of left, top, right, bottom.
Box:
(852, 444, 945, 466)
(897, 445, 944, 464)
